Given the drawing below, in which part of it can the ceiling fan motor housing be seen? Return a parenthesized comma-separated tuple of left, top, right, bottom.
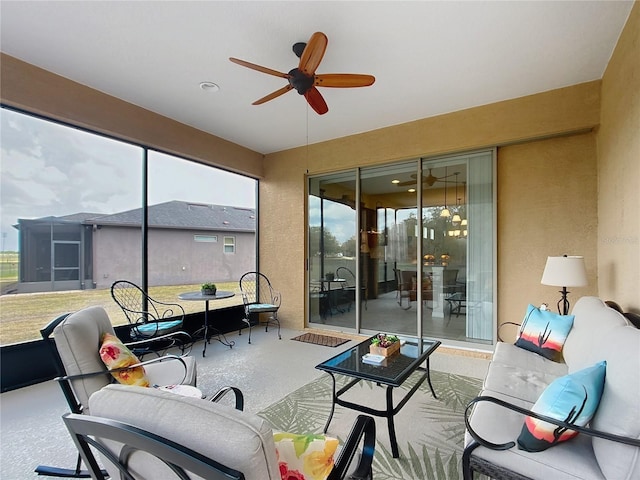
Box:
(288, 68, 314, 94)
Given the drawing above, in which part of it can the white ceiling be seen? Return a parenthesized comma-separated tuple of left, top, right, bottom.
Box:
(0, 1, 633, 155)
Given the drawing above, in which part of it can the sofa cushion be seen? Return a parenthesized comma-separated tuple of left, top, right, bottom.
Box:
(563, 297, 628, 372)
(466, 389, 604, 480)
(99, 332, 150, 387)
(90, 384, 281, 480)
(515, 304, 574, 362)
(483, 362, 563, 404)
(517, 361, 606, 452)
(492, 342, 569, 377)
(273, 432, 339, 480)
(590, 325, 640, 480)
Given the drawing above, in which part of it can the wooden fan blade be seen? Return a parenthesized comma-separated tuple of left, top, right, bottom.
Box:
(315, 74, 375, 88)
(252, 85, 293, 105)
(304, 86, 328, 115)
(229, 57, 289, 79)
(299, 32, 328, 76)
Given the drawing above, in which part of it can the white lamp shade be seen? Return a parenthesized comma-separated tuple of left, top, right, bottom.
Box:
(541, 256, 588, 287)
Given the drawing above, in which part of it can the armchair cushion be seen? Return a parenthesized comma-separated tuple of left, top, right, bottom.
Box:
(515, 304, 574, 362)
(517, 361, 606, 452)
(273, 432, 339, 480)
(99, 332, 150, 387)
(90, 384, 281, 480)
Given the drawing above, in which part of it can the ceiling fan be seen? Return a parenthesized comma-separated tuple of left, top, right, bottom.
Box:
(229, 32, 375, 115)
(396, 169, 458, 188)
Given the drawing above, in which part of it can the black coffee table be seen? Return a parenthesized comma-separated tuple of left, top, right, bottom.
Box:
(315, 335, 441, 458)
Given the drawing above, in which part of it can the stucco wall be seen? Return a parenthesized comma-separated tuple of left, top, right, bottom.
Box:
(497, 134, 599, 338)
(262, 84, 602, 334)
(597, 2, 640, 311)
(93, 227, 255, 289)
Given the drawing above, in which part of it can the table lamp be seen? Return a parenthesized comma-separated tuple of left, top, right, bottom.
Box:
(540, 255, 587, 315)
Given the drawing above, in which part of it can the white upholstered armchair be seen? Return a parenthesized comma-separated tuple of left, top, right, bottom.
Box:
(66, 384, 376, 480)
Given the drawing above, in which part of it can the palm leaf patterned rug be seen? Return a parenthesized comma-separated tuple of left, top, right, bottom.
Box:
(259, 370, 483, 480)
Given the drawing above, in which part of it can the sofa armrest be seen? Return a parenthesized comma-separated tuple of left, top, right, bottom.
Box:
(497, 322, 521, 342)
(328, 415, 376, 480)
(465, 395, 640, 450)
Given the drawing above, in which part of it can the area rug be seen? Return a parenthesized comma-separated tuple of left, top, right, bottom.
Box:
(259, 370, 484, 480)
(291, 332, 350, 347)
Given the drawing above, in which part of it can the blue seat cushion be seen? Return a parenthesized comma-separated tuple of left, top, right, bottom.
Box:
(135, 319, 182, 336)
(248, 303, 278, 313)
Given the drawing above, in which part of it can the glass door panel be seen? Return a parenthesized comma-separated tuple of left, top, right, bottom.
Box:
(360, 161, 418, 337)
(421, 152, 494, 345)
(308, 172, 357, 329)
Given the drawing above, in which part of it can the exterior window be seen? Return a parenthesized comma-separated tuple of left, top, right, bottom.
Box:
(194, 235, 218, 243)
(0, 107, 256, 346)
(224, 236, 236, 253)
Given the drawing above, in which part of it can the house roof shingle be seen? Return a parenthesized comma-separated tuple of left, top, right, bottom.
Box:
(29, 201, 256, 233)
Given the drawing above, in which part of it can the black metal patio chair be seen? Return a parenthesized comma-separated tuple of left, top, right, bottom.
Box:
(110, 280, 193, 356)
(238, 271, 281, 344)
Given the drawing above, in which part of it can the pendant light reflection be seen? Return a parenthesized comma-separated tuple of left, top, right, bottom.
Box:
(451, 172, 462, 225)
(440, 166, 450, 217)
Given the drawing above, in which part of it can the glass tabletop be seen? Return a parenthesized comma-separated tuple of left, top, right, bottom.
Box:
(315, 335, 441, 387)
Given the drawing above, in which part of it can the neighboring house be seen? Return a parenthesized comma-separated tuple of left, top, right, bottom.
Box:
(15, 201, 256, 293)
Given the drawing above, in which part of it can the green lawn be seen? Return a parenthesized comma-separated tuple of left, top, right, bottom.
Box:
(0, 282, 242, 345)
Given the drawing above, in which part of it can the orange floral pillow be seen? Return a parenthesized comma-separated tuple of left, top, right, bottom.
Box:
(273, 432, 339, 480)
(99, 333, 149, 387)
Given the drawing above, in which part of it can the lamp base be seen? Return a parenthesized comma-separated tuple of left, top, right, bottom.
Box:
(557, 287, 570, 315)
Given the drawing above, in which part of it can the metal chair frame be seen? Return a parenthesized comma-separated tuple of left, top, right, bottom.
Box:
(238, 271, 281, 344)
(335, 266, 368, 311)
(111, 280, 192, 356)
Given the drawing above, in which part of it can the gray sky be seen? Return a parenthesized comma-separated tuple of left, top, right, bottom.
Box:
(0, 108, 256, 252)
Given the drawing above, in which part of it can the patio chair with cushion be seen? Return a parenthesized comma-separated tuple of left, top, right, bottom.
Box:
(35, 305, 198, 478)
(336, 266, 367, 311)
(110, 280, 193, 356)
(239, 271, 281, 344)
(65, 383, 376, 480)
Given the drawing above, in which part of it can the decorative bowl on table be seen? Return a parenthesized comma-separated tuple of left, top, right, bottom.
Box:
(370, 333, 400, 357)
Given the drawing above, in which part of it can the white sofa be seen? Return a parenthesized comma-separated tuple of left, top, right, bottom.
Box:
(463, 296, 640, 480)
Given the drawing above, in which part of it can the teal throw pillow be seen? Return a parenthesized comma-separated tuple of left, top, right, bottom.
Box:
(515, 304, 574, 361)
(517, 361, 606, 452)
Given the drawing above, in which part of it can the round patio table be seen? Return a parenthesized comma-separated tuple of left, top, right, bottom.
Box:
(178, 290, 235, 357)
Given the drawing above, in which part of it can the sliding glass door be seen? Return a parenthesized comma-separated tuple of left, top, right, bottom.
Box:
(307, 150, 495, 347)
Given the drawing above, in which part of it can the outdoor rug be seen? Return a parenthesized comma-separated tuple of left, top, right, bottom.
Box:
(291, 332, 350, 347)
(259, 370, 484, 480)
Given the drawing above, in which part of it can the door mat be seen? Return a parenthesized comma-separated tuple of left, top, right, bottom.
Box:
(291, 333, 350, 348)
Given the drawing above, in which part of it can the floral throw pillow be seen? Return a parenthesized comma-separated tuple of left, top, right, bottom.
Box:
(99, 332, 149, 387)
(517, 361, 606, 452)
(515, 304, 574, 362)
(273, 432, 339, 480)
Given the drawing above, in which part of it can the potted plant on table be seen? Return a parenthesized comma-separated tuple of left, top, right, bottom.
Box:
(201, 282, 217, 296)
(370, 333, 400, 357)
